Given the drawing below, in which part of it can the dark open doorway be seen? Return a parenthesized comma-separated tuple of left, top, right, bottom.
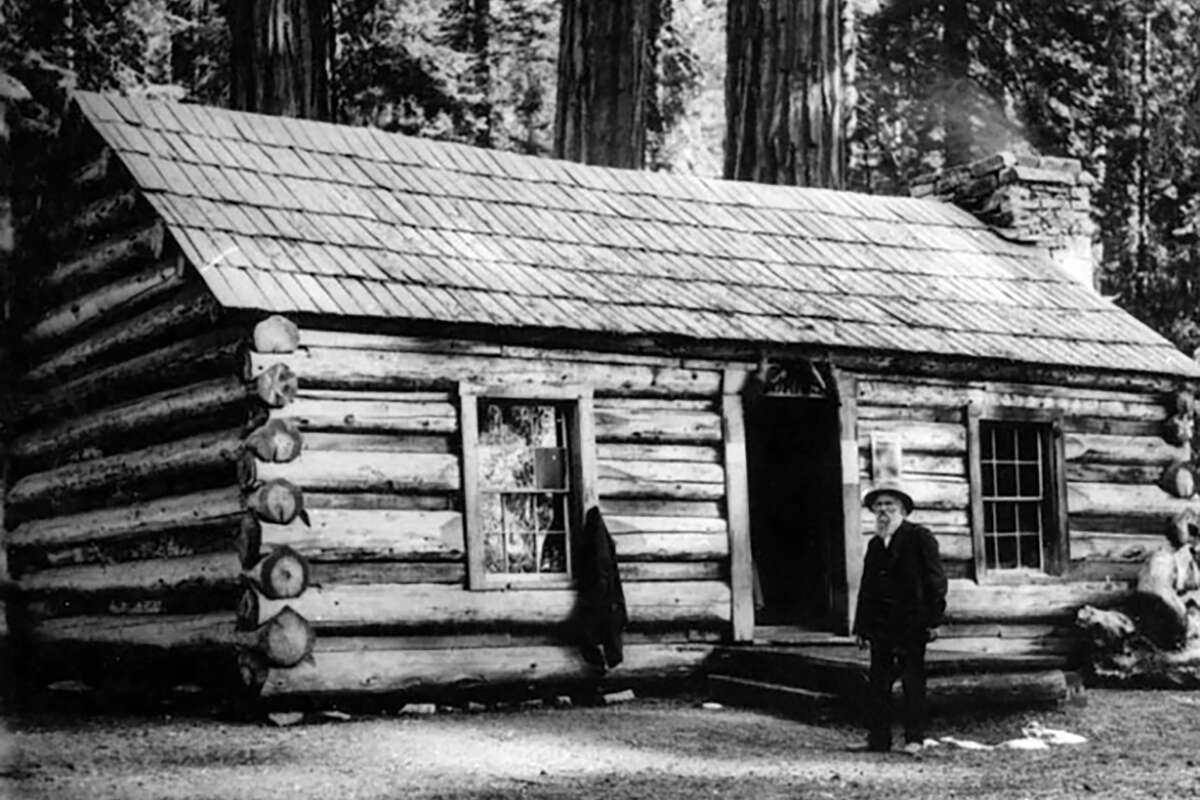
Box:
(744, 395, 843, 631)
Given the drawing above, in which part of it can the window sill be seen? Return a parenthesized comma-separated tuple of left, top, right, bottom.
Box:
(475, 575, 575, 591)
(972, 568, 1068, 586)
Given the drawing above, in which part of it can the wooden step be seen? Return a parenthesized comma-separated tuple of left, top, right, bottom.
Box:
(707, 674, 844, 721)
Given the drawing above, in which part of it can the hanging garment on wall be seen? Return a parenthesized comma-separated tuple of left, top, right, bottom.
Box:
(578, 507, 628, 670)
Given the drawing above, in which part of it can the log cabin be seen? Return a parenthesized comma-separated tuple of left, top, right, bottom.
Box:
(4, 90, 1199, 708)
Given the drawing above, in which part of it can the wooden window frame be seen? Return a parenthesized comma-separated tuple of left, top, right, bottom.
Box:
(966, 404, 1069, 583)
(459, 382, 597, 591)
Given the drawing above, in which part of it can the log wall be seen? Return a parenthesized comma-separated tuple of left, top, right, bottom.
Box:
(236, 326, 730, 699)
(854, 373, 1186, 656)
(3, 132, 270, 695)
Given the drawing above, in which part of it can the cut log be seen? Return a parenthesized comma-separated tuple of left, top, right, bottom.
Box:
(253, 316, 300, 354)
(244, 547, 309, 600)
(239, 580, 732, 633)
(29, 612, 239, 649)
(7, 487, 245, 550)
(1068, 482, 1196, 517)
(1063, 433, 1187, 466)
(256, 607, 314, 667)
(45, 188, 142, 248)
(17, 551, 242, 596)
(308, 562, 466, 585)
(597, 443, 722, 463)
(610, 532, 729, 562)
(593, 406, 722, 443)
(1159, 462, 1196, 498)
(245, 419, 303, 463)
(246, 348, 720, 398)
(17, 329, 244, 423)
(597, 460, 725, 485)
(253, 642, 714, 698)
(7, 429, 245, 511)
(10, 377, 253, 469)
(256, 508, 464, 563)
(22, 257, 188, 351)
(896, 670, 1069, 713)
(301, 432, 452, 454)
(251, 452, 460, 493)
(41, 220, 163, 293)
(946, 578, 1132, 623)
(598, 478, 725, 502)
(246, 479, 309, 525)
(21, 288, 222, 389)
(599, 499, 723, 518)
(254, 363, 299, 408)
(277, 395, 457, 434)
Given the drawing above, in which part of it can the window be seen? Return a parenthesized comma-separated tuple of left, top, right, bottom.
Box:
(459, 384, 596, 589)
(968, 409, 1067, 578)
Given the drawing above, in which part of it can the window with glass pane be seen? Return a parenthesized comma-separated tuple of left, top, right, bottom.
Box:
(477, 400, 572, 576)
(979, 421, 1051, 571)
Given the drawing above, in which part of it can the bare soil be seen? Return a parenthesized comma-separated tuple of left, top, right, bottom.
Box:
(2, 689, 1200, 800)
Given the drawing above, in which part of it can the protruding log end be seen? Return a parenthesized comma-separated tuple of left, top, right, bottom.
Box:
(253, 363, 298, 408)
(245, 479, 307, 525)
(236, 587, 261, 631)
(1163, 413, 1195, 447)
(246, 546, 310, 600)
(257, 607, 315, 667)
(1160, 461, 1197, 499)
(235, 513, 263, 568)
(245, 419, 303, 463)
(237, 649, 269, 693)
(253, 316, 301, 354)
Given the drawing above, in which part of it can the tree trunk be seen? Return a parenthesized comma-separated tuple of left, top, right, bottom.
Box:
(941, 0, 972, 166)
(553, 0, 655, 169)
(227, 0, 332, 120)
(725, 0, 848, 188)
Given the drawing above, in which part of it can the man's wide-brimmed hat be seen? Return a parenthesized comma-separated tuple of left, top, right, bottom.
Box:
(863, 481, 914, 514)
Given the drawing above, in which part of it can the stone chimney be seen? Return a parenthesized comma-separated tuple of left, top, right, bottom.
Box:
(910, 152, 1096, 290)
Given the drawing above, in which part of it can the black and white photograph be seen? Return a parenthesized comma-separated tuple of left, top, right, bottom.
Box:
(2, 1, 1200, 797)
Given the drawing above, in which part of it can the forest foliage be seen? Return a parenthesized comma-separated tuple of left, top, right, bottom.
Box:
(2, 0, 1199, 351)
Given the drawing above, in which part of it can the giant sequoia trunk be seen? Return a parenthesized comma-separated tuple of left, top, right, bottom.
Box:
(725, 0, 849, 187)
(553, 0, 657, 169)
(227, 0, 332, 120)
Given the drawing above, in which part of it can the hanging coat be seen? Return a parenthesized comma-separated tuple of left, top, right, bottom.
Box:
(578, 506, 627, 670)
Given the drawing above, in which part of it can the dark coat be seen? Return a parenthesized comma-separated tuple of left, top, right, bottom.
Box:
(853, 520, 948, 642)
(578, 507, 627, 670)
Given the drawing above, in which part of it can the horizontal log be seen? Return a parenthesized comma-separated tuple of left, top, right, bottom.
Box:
(41, 220, 164, 294)
(599, 499, 723, 518)
(1067, 482, 1193, 517)
(29, 611, 239, 650)
(247, 348, 721, 398)
(593, 406, 722, 443)
(857, 420, 965, 453)
(1067, 512, 1165, 536)
(1065, 462, 1165, 484)
(277, 394, 457, 434)
(242, 580, 732, 632)
(598, 460, 725, 485)
(305, 492, 456, 511)
(928, 636, 1074, 657)
(10, 377, 253, 469)
(17, 329, 244, 423)
(251, 451, 460, 493)
(1065, 560, 1141, 582)
(606, 515, 728, 534)
(945, 578, 1131, 623)
(597, 443, 721, 463)
(858, 451, 965, 479)
(309, 562, 466, 585)
(22, 289, 223, 390)
(257, 509, 465, 563)
(22, 257, 188, 351)
(7, 486, 246, 550)
(253, 315, 300, 354)
(256, 642, 714, 698)
(859, 508, 970, 534)
(988, 391, 1165, 421)
(857, 379, 971, 409)
(8, 429, 245, 511)
(1069, 532, 1160, 561)
(301, 432, 453, 454)
(1061, 416, 1164, 437)
(857, 404, 962, 424)
(611, 532, 729, 561)
(13, 525, 241, 577)
(619, 562, 725, 581)
(1063, 433, 1187, 466)
(904, 670, 1068, 713)
(45, 188, 142, 248)
(18, 551, 242, 597)
(598, 477, 725, 501)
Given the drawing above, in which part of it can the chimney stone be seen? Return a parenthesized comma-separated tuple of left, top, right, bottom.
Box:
(911, 152, 1096, 290)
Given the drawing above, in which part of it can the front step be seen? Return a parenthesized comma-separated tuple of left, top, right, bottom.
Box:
(707, 675, 844, 721)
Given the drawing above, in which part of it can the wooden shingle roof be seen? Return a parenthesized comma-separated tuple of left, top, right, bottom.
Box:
(73, 91, 1200, 378)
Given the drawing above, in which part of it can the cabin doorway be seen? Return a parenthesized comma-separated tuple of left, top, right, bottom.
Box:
(744, 393, 843, 633)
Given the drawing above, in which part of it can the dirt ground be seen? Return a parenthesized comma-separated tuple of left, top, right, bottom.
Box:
(2, 689, 1200, 800)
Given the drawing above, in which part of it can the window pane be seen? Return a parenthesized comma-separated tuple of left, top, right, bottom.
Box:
(1018, 464, 1042, 497)
(996, 535, 1018, 569)
(1017, 501, 1041, 534)
(1019, 535, 1043, 570)
(993, 429, 1015, 460)
(995, 465, 1017, 498)
(1017, 427, 1040, 461)
(982, 463, 995, 496)
(533, 492, 568, 532)
(534, 447, 567, 490)
(507, 533, 537, 573)
(481, 493, 503, 533)
(985, 535, 997, 569)
(485, 534, 504, 573)
(995, 503, 1016, 533)
(504, 494, 535, 531)
(540, 532, 567, 573)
